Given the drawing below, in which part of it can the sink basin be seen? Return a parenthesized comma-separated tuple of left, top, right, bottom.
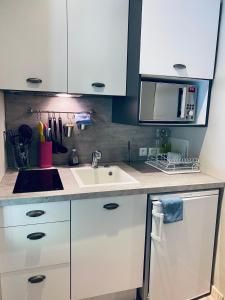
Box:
(70, 165, 138, 188)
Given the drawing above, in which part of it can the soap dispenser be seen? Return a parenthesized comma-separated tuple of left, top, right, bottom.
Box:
(68, 148, 79, 166)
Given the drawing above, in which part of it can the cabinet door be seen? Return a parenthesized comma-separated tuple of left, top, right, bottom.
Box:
(1, 264, 70, 300)
(140, 0, 220, 79)
(68, 0, 129, 96)
(0, 0, 67, 92)
(71, 195, 147, 300)
(149, 194, 218, 300)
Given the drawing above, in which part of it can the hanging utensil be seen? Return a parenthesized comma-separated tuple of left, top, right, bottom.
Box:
(58, 115, 68, 153)
(43, 123, 48, 141)
(47, 113, 53, 142)
(64, 113, 74, 138)
(37, 121, 45, 143)
(18, 124, 33, 145)
(46, 128, 52, 141)
(52, 113, 58, 153)
(6, 129, 19, 146)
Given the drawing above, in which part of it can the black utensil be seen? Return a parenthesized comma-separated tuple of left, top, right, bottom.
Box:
(52, 115, 58, 154)
(58, 116, 68, 154)
(6, 129, 18, 145)
(48, 116, 52, 140)
(18, 125, 33, 144)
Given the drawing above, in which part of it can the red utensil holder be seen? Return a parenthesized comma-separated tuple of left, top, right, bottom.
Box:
(39, 142, 52, 168)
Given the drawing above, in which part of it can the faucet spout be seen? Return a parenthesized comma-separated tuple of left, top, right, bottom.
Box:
(91, 150, 102, 168)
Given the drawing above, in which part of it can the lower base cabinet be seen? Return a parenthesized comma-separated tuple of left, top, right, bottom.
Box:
(0, 264, 70, 300)
(71, 195, 147, 300)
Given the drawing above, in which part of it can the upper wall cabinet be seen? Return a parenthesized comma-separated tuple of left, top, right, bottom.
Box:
(0, 0, 67, 92)
(68, 0, 129, 96)
(140, 0, 221, 79)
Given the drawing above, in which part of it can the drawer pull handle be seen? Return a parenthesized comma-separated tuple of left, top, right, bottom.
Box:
(173, 64, 187, 69)
(28, 275, 46, 284)
(26, 210, 45, 218)
(26, 78, 42, 84)
(27, 232, 46, 240)
(92, 82, 105, 88)
(103, 203, 119, 210)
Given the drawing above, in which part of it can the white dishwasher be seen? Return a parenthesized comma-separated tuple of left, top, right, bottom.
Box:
(148, 190, 219, 300)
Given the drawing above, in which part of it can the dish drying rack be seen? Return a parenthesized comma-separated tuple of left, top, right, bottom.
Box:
(145, 154, 200, 174)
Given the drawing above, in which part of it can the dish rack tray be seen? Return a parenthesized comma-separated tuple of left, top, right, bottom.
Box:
(145, 154, 200, 174)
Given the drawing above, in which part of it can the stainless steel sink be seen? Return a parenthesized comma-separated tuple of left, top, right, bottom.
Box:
(70, 165, 138, 188)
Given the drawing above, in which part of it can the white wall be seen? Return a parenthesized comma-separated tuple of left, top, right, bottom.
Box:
(0, 92, 6, 181)
(199, 4, 225, 296)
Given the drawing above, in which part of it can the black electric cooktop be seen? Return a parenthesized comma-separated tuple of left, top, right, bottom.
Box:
(13, 169, 64, 194)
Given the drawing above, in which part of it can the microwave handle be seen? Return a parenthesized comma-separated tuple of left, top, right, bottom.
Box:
(177, 87, 187, 119)
(177, 88, 183, 118)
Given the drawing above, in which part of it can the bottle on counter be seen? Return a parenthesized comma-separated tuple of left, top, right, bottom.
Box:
(160, 128, 171, 154)
(155, 128, 161, 155)
(68, 148, 79, 166)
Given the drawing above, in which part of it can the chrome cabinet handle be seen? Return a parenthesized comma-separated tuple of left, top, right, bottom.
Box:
(26, 210, 45, 218)
(103, 203, 119, 210)
(173, 64, 187, 69)
(28, 275, 46, 284)
(27, 232, 46, 240)
(26, 78, 42, 84)
(92, 82, 105, 88)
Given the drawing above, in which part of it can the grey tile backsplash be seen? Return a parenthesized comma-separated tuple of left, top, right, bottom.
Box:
(5, 93, 155, 167)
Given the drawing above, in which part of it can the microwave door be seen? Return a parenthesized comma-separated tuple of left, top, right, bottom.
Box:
(139, 82, 196, 122)
(153, 83, 181, 121)
(139, 81, 156, 121)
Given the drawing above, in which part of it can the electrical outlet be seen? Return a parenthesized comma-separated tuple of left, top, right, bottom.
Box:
(139, 147, 148, 156)
(148, 147, 158, 156)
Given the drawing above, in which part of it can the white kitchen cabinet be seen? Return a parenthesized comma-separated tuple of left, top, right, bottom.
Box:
(68, 0, 129, 96)
(1, 264, 70, 300)
(0, 201, 70, 227)
(140, 0, 221, 79)
(71, 195, 147, 300)
(0, 93, 6, 182)
(0, 221, 70, 273)
(0, 0, 67, 92)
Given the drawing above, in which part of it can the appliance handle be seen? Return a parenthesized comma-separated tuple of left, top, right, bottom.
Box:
(177, 88, 183, 118)
(151, 211, 164, 242)
(180, 87, 187, 119)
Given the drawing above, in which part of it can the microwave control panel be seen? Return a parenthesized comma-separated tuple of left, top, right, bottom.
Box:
(180, 85, 197, 121)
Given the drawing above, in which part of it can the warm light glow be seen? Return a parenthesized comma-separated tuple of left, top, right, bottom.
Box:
(56, 93, 74, 98)
(56, 93, 82, 98)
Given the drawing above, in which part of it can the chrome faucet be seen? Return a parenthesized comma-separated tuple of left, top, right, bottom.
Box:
(91, 150, 102, 168)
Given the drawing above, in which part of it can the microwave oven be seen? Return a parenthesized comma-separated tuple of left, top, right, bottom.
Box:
(139, 81, 198, 123)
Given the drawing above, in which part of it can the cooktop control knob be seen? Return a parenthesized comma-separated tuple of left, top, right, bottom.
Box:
(189, 110, 194, 117)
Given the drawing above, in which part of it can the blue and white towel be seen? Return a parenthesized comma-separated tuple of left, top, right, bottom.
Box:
(161, 197, 183, 224)
(74, 113, 92, 126)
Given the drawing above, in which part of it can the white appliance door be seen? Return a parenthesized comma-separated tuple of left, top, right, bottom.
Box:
(139, 82, 192, 122)
(149, 193, 218, 300)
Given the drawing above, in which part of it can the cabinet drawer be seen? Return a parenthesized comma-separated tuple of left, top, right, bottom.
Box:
(1, 264, 70, 300)
(0, 201, 70, 227)
(0, 221, 70, 273)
